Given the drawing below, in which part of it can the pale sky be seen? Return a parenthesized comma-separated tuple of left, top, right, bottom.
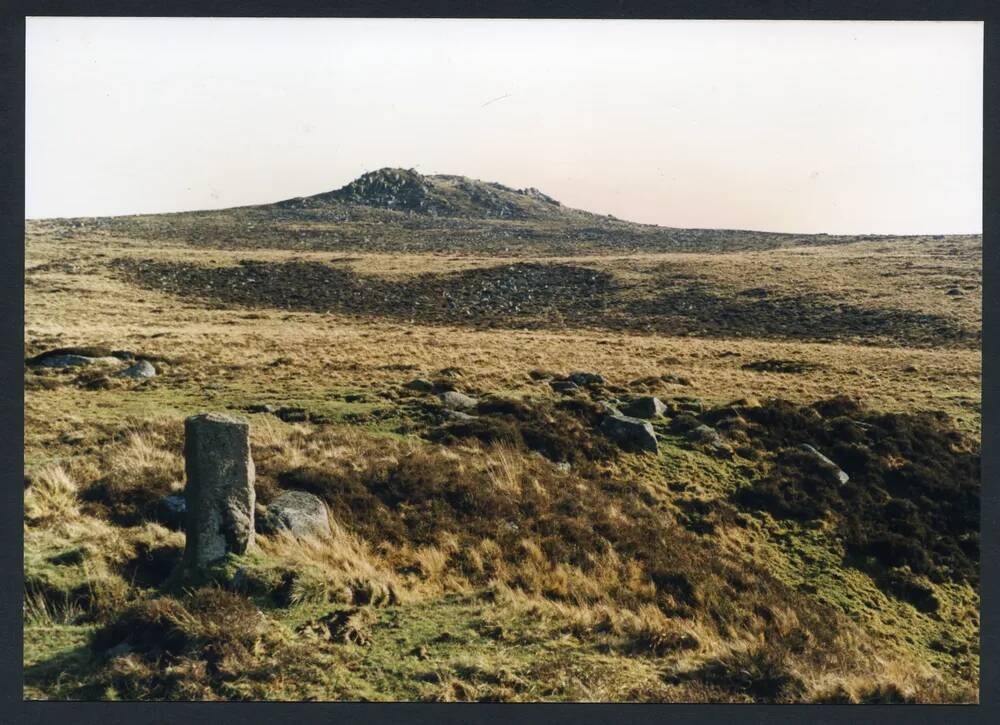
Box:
(26, 18, 982, 234)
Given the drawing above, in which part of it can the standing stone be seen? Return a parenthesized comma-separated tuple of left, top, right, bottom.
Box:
(181, 413, 256, 570)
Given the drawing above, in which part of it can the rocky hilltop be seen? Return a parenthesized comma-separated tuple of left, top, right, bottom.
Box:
(277, 167, 570, 220)
(27, 167, 982, 256)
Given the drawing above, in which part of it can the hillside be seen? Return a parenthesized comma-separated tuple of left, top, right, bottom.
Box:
(27, 167, 981, 255)
(22, 169, 981, 703)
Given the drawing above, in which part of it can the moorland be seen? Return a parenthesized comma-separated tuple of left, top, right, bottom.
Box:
(23, 168, 981, 702)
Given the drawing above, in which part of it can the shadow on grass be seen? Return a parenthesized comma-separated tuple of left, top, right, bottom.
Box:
(24, 642, 102, 700)
(113, 258, 978, 349)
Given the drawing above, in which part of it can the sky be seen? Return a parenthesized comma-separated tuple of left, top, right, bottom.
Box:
(25, 18, 982, 234)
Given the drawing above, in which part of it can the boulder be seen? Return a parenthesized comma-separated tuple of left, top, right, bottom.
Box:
(156, 494, 187, 530)
(439, 391, 478, 410)
(259, 490, 331, 539)
(549, 380, 579, 394)
(445, 409, 478, 422)
(568, 371, 605, 386)
(798, 444, 850, 485)
(113, 360, 157, 379)
(701, 406, 743, 425)
(661, 374, 692, 386)
(246, 403, 278, 414)
(689, 424, 720, 443)
(688, 425, 733, 458)
(596, 399, 622, 416)
(673, 397, 704, 414)
(403, 378, 435, 393)
(179, 413, 256, 570)
(600, 414, 658, 453)
(622, 396, 667, 419)
(32, 354, 121, 369)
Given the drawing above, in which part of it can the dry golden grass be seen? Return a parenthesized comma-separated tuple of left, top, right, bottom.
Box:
(23, 235, 981, 473)
(24, 465, 78, 525)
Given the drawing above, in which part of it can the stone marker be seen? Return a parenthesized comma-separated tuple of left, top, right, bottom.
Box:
(180, 413, 256, 570)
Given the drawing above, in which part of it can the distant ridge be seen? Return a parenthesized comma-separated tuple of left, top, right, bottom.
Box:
(27, 167, 981, 256)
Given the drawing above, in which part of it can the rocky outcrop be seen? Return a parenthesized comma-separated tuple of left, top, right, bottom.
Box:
(275, 168, 570, 220)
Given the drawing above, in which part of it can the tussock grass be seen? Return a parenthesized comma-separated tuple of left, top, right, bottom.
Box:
(24, 465, 78, 525)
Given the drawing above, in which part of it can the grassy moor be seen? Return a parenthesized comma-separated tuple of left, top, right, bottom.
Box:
(23, 168, 981, 702)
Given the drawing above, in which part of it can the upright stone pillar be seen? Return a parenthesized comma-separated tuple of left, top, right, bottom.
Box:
(180, 412, 256, 570)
